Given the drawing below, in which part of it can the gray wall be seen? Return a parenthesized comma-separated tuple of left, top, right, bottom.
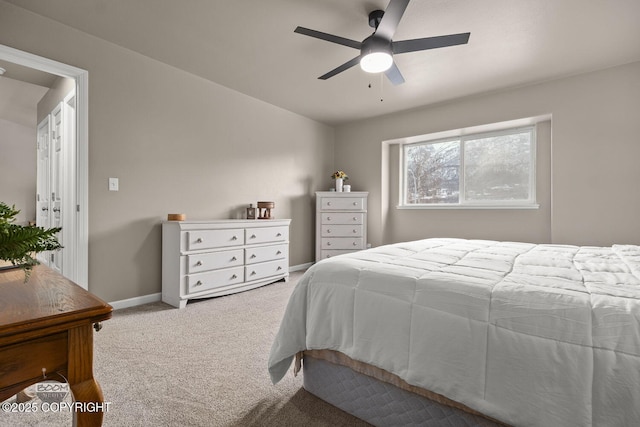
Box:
(0, 2, 334, 302)
(0, 73, 46, 225)
(0, 118, 36, 224)
(336, 61, 640, 247)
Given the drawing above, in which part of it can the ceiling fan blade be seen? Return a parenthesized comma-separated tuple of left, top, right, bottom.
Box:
(375, 0, 410, 40)
(392, 32, 470, 54)
(294, 26, 362, 50)
(385, 62, 405, 85)
(318, 56, 361, 80)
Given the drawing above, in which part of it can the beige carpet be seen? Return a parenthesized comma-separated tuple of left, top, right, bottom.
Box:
(1, 271, 369, 426)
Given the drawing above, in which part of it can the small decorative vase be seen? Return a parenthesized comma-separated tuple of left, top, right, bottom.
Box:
(335, 178, 344, 192)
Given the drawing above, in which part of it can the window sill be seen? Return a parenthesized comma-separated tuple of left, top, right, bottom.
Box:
(397, 204, 540, 210)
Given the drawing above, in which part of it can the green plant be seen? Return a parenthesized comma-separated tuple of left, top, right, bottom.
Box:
(0, 201, 62, 279)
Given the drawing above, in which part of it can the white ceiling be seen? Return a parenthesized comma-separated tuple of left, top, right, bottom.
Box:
(5, 0, 640, 125)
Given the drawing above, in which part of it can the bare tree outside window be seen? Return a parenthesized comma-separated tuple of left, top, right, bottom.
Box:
(405, 140, 459, 204)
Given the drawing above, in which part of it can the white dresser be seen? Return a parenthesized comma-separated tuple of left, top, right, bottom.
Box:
(316, 191, 368, 262)
(162, 219, 291, 308)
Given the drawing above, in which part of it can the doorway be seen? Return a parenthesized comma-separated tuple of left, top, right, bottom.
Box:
(0, 44, 88, 289)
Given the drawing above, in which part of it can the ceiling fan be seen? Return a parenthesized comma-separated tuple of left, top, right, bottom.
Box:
(294, 0, 470, 85)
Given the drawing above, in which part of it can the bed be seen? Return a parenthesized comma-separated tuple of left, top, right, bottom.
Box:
(268, 238, 640, 426)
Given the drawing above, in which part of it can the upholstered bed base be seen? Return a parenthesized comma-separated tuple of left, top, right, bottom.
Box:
(302, 351, 505, 427)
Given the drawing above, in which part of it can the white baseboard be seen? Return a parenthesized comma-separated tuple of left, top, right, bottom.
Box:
(109, 263, 312, 310)
(290, 262, 313, 272)
(109, 292, 161, 310)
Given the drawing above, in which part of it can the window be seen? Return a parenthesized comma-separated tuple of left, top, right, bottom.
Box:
(401, 126, 536, 208)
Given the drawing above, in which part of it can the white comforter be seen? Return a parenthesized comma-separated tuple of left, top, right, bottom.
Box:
(268, 239, 640, 426)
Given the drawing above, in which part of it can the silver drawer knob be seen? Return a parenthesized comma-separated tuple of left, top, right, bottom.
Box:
(276, 250, 282, 255)
(353, 202, 357, 206)
(196, 238, 203, 243)
(353, 242, 357, 246)
(327, 216, 331, 221)
(327, 202, 331, 206)
(250, 234, 256, 239)
(195, 261, 202, 266)
(195, 280, 203, 286)
(327, 229, 331, 233)
(231, 256, 237, 261)
(277, 266, 282, 270)
(250, 271, 256, 276)
(231, 274, 237, 279)
(352, 217, 357, 221)
(232, 236, 238, 240)
(327, 242, 331, 246)
(277, 232, 282, 237)
(250, 254, 256, 259)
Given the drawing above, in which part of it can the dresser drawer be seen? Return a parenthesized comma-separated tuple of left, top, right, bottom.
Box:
(245, 226, 288, 245)
(320, 249, 359, 260)
(245, 259, 287, 282)
(321, 212, 364, 225)
(186, 249, 243, 274)
(321, 224, 363, 237)
(187, 266, 244, 293)
(186, 229, 243, 251)
(321, 237, 365, 250)
(320, 197, 365, 211)
(245, 244, 287, 265)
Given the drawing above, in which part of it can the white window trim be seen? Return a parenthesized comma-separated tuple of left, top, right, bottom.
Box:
(397, 121, 542, 210)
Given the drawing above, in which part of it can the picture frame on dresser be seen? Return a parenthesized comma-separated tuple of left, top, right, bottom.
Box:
(162, 219, 291, 309)
(315, 191, 368, 262)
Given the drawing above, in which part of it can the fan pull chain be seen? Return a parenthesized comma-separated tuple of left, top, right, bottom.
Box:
(367, 77, 385, 102)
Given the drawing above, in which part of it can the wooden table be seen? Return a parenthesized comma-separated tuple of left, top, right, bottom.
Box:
(0, 265, 112, 426)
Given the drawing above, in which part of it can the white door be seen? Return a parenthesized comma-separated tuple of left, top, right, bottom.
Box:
(49, 104, 64, 274)
(36, 116, 51, 266)
(36, 97, 75, 276)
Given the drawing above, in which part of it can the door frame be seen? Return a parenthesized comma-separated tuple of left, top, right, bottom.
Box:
(0, 43, 88, 289)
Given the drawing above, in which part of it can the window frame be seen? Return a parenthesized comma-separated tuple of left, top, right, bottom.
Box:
(399, 125, 538, 209)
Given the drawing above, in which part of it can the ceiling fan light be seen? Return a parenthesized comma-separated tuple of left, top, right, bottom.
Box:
(360, 52, 393, 73)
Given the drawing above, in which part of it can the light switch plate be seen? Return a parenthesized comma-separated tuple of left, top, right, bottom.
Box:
(108, 177, 119, 191)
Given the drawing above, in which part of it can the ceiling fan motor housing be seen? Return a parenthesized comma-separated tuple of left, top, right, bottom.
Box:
(361, 34, 392, 56)
(360, 35, 393, 73)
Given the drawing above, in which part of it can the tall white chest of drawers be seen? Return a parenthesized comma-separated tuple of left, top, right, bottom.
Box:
(316, 191, 368, 262)
(162, 219, 290, 308)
